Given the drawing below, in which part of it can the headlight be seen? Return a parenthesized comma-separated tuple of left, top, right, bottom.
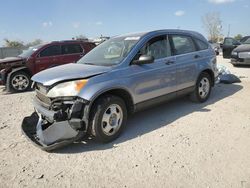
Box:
(231, 51, 238, 56)
(47, 79, 88, 98)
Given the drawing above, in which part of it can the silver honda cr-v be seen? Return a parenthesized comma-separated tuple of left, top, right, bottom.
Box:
(22, 29, 218, 151)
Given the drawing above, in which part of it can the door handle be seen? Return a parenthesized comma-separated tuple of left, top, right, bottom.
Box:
(194, 54, 201, 59)
(165, 60, 175, 65)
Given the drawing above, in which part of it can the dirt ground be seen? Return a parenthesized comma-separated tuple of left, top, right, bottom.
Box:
(0, 56, 250, 188)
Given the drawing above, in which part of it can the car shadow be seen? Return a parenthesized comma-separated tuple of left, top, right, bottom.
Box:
(0, 86, 34, 95)
(53, 83, 243, 154)
(234, 65, 250, 68)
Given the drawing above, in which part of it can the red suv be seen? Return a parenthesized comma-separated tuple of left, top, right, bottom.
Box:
(0, 40, 96, 92)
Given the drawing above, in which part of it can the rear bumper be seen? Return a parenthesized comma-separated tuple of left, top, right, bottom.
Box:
(231, 57, 250, 65)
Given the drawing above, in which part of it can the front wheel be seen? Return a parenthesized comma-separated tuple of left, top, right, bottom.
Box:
(190, 72, 212, 103)
(89, 95, 127, 143)
(9, 71, 31, 92)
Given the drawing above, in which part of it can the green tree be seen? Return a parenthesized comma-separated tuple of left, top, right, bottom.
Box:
(4, 39, 24, 48)
(26, 39, 43, 47)
(4, 38, 43, 48)
(234, 34, 243, 41)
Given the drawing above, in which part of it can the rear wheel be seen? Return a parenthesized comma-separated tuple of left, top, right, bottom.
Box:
(89, 95, 127, 143)
(9, 71, 31, 92)
(190, 72, 212, 103)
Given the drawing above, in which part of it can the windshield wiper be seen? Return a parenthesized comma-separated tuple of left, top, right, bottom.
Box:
(84, 62, 96, 65)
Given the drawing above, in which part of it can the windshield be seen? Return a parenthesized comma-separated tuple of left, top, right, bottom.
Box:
(242, 38, 250, 44)
(77, 36, 140, 66)
(18, 44, 43, 58)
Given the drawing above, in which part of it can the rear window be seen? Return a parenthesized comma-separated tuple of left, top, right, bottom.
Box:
(171, 35, 196, 55)
(194, 39, 208, 50)
(40, 45, 61, 57)
(62, 44, 83, 54)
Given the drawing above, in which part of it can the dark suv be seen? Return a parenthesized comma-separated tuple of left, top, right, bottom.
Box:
(0, 40, 96, 92)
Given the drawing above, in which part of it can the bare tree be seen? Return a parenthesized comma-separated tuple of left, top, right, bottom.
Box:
(202, 12, 222, 43)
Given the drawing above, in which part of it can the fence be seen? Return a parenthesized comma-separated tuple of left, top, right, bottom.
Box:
(0, 47, 23, 59)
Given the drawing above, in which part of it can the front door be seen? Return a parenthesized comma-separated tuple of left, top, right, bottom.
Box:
(126, 35, 177, 104)
(35, 45, 61, 73)
(222, 37, 241, 58)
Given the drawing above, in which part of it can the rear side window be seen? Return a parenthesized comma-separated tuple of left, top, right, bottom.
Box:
(40, 45, 61, 57)
(194, 38, 208, 50)
(62, 44, 83, 54)
(171, 35, 196, 55)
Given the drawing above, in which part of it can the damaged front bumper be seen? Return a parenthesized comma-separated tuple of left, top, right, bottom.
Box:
(22, 96, 90, 151)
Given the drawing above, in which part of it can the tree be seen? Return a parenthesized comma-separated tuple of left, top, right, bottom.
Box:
(73, 35, 88, 41)
(26, 39, 43, 47)
(4, 39, 24, 48)
(4, 38, 43, 48)
(202, 12, 222, 43)
(234, 34, 243, 41)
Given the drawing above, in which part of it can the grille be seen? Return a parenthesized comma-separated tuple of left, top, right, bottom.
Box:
(35, 83, 51, 108)
(36, 83, 48, 95)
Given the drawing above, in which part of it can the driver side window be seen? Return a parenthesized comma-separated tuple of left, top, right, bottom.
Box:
(137, 35, 171, 60)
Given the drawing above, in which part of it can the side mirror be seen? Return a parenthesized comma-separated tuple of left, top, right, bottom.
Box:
(132, 55, 154, 65)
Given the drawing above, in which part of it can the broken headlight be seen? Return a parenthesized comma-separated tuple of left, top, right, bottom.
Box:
(47, 79, 88, 98)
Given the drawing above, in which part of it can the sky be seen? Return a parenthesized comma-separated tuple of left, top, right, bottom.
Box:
(0, 0, 249, 46)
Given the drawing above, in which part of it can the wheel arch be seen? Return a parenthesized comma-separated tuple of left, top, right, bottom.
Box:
(89, 88, 135, 116)
(200, 69, 215, 86)
(6, 66, 32, 91)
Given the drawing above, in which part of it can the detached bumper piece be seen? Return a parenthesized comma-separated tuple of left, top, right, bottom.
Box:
(22, 113, 85, 151)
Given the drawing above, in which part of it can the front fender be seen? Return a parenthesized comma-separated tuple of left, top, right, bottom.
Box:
(78, 80, 134, 102)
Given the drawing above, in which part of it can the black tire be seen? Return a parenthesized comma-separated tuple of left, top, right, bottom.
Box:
(9, 71, 31, 92)
(89, 95, 127, 143)
(189, 72, 212, 103)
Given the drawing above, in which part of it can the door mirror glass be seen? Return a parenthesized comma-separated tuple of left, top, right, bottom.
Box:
(133, 55, 154, 65)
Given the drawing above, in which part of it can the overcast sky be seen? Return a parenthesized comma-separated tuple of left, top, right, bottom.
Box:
(0, 0, 249, 46)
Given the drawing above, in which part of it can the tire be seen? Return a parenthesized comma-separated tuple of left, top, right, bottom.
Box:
(190, 72, 212, 103)
(9, 71, 31, 92)
(89, 95, 127, 143)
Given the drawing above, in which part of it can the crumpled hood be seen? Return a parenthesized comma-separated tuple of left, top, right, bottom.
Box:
(0, 56, 25, 69)
(32, 63, 111, 86)
(233, 44, 250, 52)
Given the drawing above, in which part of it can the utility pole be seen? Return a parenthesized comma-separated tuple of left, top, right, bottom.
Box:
(227, 24, 231, 37)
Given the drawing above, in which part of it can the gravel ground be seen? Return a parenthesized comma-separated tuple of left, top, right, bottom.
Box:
(0, 56, 250, 188)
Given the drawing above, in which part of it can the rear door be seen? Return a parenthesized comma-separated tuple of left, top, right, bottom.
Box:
(222, 37, 241, 58)
(35, 45, 61, 73)
(61, 43, 84, 64)
(169, 34, 200, 90)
